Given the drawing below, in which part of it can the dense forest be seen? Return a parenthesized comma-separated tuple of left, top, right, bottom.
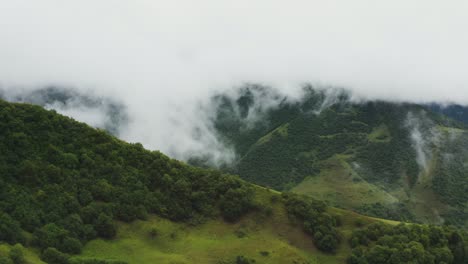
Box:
(6, 86, 468, 228)
(200, 85, 468, 227)
(0, 87, 128, 136)
(349, 222, 467, 264)
(0, 100, 255, 263)
(428, 103, 468, 125)
(1, 99, 468, 264)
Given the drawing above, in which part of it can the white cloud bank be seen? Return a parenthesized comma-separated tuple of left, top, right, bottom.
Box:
(1, 0, 468, 161)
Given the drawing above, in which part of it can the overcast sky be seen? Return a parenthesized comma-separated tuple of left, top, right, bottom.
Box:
(1, 0, 468, 161)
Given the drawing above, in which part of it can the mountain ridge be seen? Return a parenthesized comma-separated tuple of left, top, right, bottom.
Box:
(1, 94, 468, 263)
(198, 85, 468, 228)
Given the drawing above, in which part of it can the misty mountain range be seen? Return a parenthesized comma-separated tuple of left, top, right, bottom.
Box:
(4, 85, 468, 152)
(3, 85, 468, 229)
(3, 97, 467, 263)
(198, 86, 468, 227)
(0, 87, 128, 136)
(428, 103, 468, 125)
(2, 1, 468, 263)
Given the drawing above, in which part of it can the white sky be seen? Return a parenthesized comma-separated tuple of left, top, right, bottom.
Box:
(1, 0, 468, 161)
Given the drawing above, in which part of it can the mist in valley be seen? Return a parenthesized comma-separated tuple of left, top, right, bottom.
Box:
(1, 0, 468, 164)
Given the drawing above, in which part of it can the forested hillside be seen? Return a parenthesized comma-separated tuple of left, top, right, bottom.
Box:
(0, 87, 128, 136)
(198, 85, 468, 228)
(428, 103, 468, 125)
(1, 99, 468, 264)
(0, 100, 254, 263)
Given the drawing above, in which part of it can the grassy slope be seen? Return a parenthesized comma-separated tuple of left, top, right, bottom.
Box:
(75, 189, 396, 264)
(0, 185, 396, 264)
(292, 127, 464, 224)
(0, 243, 45, 264)
(207, 87, 468, 226)
(292, 124, 468, 226)
(292, 155, 398, 209)
(0, 192, 395, 264)
(0, 99, 404, 264)
(263, 120, 467, 225)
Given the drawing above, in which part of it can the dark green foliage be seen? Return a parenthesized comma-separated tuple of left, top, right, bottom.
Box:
(282, 193, 340, 253)
(33, 223, 76, 253)
(200, 85, 468, 226)
(428, 103, 468, 125)
(432, 135, 468, 206)
(441, 210, 468, 229)
(234, 228, 247, 238)
(353, 102, 421, 184)
(348, 222, 468, 264)
(356, 203, 415, 222)
(232, 104, 372, 189)
(0, 86, 129, 136)
(69, 259, 128, 264)
(94, 213, 116, 239)
(60, 214, 96, 242)
(204, 86, 424, 191)
(219, 185, 254, 221)
(235, 255, 256, 264)
(0, 213, 24, 244)
(148, 228, 158, 239)
(9, 245, 24, 264)
(0, 100, 254, 255)
(41, 247, 70, 264)
(0, 256, 12, 264)
(62, 237, 83, 254)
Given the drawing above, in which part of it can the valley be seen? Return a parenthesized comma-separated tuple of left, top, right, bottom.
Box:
(0, 92, 467, 263)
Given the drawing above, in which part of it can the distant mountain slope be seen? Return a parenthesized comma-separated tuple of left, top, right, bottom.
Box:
(0, 99, 467, 263)
(199, 85, 468, 227)
(428, 103, 468, 125)
(0, 99, 342, 263)
(0, 87, 128, 135)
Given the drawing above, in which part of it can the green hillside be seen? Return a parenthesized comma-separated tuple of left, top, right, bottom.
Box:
(1, 100, 467, 263)
(202, 85, 468, 227)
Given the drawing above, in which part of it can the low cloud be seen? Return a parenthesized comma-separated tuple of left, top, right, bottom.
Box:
(1, 1, 467, 162)
(0, 87, 128, 136)
(405, 111, 440, 173)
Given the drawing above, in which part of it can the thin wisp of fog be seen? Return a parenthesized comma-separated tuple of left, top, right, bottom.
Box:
(1, 0, 468, 162)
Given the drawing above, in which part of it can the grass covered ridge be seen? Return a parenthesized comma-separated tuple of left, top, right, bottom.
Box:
(1, 98, 468, 264)
(75, 188, 396, 264)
